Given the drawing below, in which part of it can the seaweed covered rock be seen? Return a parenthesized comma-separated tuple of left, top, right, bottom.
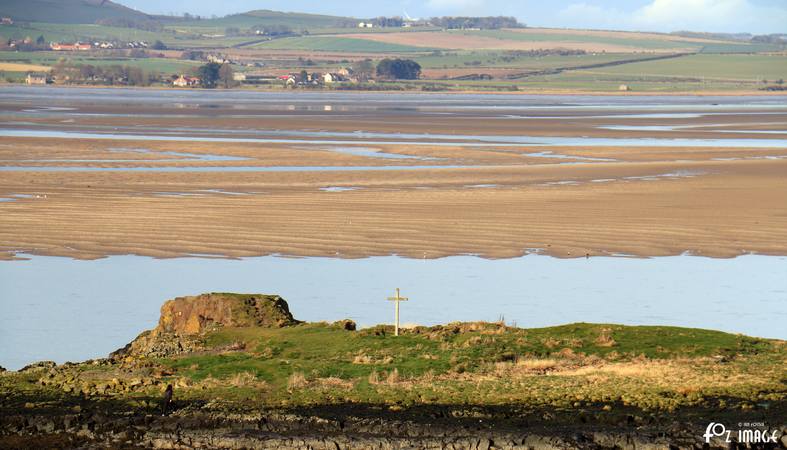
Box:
(112, 293, 299, 359)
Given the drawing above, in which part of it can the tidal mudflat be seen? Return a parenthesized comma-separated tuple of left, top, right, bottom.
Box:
(1, 87, 786, 260)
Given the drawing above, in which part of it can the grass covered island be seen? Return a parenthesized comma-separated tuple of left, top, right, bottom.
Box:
(1, 293, 785, 449)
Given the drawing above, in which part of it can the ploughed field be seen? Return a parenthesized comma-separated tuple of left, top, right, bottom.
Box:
(0, 88, 786, 260)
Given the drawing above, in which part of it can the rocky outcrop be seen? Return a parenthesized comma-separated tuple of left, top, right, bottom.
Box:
(18, 361, 56, 373)
(112, 293, 299, 359)
(157, 293, 298, 335)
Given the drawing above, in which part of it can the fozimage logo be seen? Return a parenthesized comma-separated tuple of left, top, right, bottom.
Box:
(703, 422, 779, 444)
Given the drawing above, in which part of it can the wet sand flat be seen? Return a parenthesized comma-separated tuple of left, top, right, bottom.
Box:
(1, 88, 785, 260)
(1, 157, 785, 260)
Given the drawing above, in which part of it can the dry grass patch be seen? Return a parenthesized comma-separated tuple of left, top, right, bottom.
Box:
(368, 368, 401, 385)
(352, 352, 394, 365)
(0, 63, 51, 72)
(287, 372, 308, 391)
(313, 377, 355, 391)
(595, 328, 617, 347)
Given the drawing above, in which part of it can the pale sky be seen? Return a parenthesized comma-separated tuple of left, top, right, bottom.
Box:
(118, 0, 787, 34)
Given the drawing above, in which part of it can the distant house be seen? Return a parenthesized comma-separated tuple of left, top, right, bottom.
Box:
(50, 42, 92, 51)
(323, 72, 349, 84)
(207, 54, 231, 64)
(26, 73, 49, 85)
(172, 75, 201, 87)
(1, 17, 13, 25)
(618, 84, 631, 91)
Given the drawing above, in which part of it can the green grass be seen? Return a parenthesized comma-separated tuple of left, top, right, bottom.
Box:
(163, 322, 776, 384)
(311, 27, 443, 36)
(147, 321, 785, 409)
(0, 0, 149, 24)
(163, 10, 354, 32)
(2, 321, 784, 413)
(581, 54, 787, 82)
(0, 51, 200, 74)
(448, 29, 781, 54)
(0, 22, 261, 49)
(252, 36, 433, 53)
(0, 22, 168, 43)
(453, 29, 704, 51)
(413, 51, 655, 70)
(698, 42, 783, 53)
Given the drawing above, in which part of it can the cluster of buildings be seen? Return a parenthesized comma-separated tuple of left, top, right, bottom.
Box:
(170, 67, 359, 89)
(1, 17, 12, 25)
(206, 53, 233, 64)
(5, 36, 36, 49)
(50, 42, 92, 51)
(172, 75, 201, 87)
(49, 41, 150, 51)
(278, 68, 358, 87)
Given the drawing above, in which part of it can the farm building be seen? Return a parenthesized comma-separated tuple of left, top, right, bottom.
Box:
(50, 42, 92, 51)
(172, 75, 201, 87)
(25, 73, 49, 85)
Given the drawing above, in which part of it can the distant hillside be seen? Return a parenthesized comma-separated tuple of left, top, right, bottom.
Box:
(165, 9, 355, 30)
(0, 0, 150, 24)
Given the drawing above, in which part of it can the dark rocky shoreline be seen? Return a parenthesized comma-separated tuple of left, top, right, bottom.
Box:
(3, 400, 786, 449)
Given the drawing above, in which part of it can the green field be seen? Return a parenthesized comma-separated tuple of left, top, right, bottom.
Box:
(414, 51, 655, 70)
(1, 4, 784, 92)
(0, 22, 268, 49)
(453, 29, 703, 50)
(252, 36, 434, 53)
(581, 54, 787, 82)
(0, 22, 169, 42)
(0, 51, 200, 74)
(3, 319, 784, 413)
(163, 9, 354, 32)
(448, 29, 781, 53)
(408, 74, 760, 93)
(0, 22, 169, 44)
(698, 42, 784, 53)
(0, 0, 149, 24)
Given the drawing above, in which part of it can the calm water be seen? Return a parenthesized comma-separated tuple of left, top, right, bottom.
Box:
(2, 86, 786, 110)
(1, 254, 785, 370)
(1, 129, 786, 149)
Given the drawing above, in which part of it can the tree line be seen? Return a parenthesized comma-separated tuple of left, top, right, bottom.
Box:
(357, 16, 524, 29)
(50, 61, 157, 86)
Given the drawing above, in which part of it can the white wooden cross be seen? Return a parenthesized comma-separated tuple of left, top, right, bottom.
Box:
(386, 288, 409, 336)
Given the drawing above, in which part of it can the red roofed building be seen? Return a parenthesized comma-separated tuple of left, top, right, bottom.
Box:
(172, 75, 201, 87)
(50, 42, 92, 51)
